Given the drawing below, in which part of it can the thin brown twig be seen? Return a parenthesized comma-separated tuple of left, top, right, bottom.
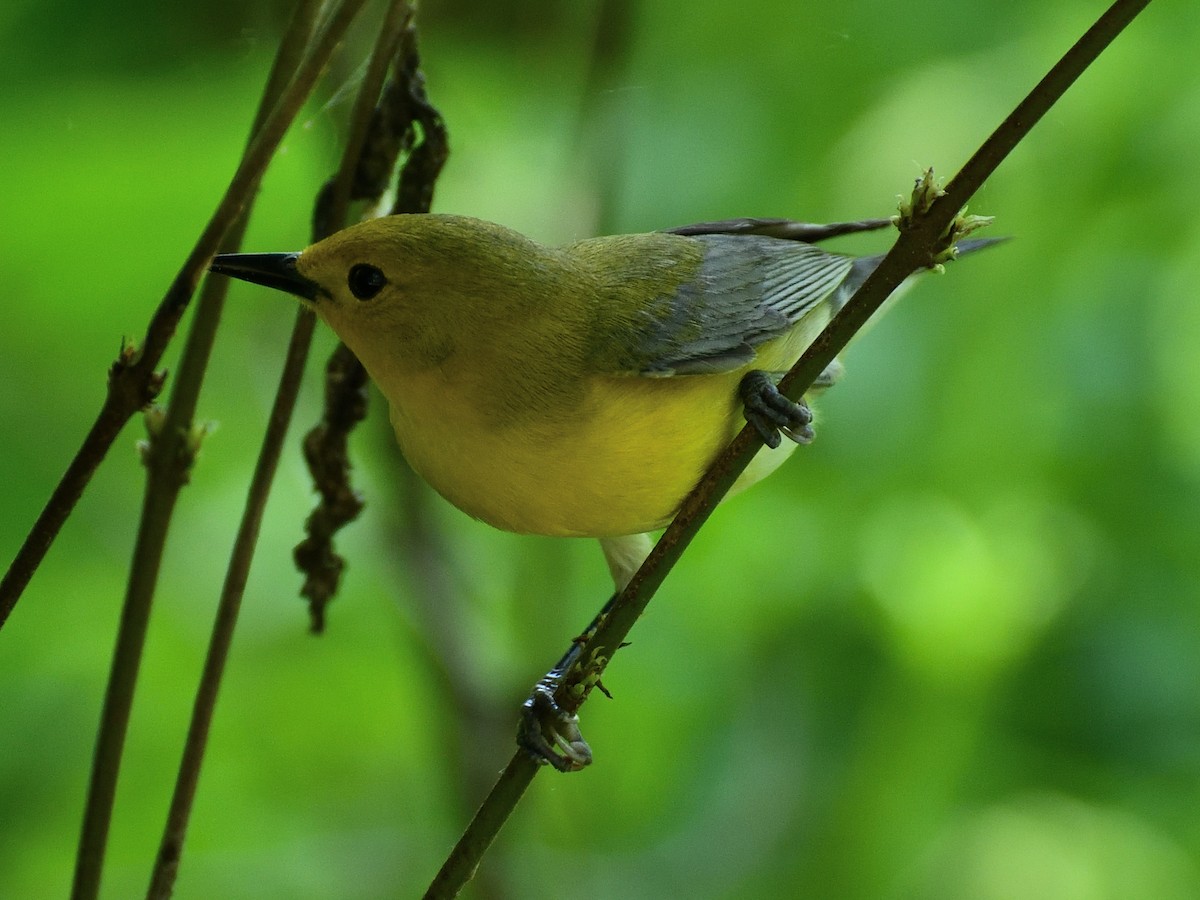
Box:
(0, 0, 369, 631)
(146, 4, 448, 894)
(67, 3, 369, 899)
(143, 3, 420, 896)
(144, 309, 319, 900)
(422, 0, 1155, 895)
(318, 2, 414, 238)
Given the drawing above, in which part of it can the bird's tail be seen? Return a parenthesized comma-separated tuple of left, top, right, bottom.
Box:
(836, 235, 1007, 315)
(954, 236, 1009, 257)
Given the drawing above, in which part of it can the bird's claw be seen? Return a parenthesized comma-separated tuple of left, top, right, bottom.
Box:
(519, 683, 593, 772)
(740, 370, 814, 449)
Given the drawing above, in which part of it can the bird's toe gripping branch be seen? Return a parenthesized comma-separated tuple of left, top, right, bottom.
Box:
(518, 681, 593, 773)
(517, 630, 617, 771)
(739, 370, 814, 449)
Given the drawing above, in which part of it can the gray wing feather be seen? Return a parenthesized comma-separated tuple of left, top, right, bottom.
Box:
(634, 234, 855, 376)
(625, 231, 1004, 377)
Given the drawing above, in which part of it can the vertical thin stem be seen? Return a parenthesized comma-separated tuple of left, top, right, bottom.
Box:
(68, 3, 368, 898)
(145, 309, 318, 899)
(145, 4, 421, 896)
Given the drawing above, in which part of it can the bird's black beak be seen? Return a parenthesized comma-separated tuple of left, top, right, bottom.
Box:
(210, 252, 320, 301)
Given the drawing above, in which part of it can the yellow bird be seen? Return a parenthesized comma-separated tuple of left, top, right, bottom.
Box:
(212, 214, 991, 589)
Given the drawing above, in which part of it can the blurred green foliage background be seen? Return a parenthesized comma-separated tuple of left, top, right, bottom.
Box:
(3, 0, 1200, 897)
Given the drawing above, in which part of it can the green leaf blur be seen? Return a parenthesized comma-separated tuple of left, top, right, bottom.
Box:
(2, 1, 1199, 898)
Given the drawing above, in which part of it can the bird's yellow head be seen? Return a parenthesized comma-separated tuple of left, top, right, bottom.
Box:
(211, 214, 569, 380)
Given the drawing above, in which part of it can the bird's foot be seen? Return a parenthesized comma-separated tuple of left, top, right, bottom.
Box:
(517, 592, 622, 771)
(740, 370, 814, 449)
(518, 675, 593, 772)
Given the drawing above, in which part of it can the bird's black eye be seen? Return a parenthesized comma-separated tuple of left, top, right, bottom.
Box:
(347, 263, 387, 301)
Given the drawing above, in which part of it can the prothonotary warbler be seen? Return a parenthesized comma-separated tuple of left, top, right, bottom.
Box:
(211, 214, 994, 590)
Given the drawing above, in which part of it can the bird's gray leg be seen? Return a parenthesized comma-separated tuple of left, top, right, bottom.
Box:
(517, 534, 653, 771)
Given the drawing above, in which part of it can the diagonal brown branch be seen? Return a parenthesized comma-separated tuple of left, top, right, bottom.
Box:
(422, 0, 1155, 896)
(0, 0, 368, 631)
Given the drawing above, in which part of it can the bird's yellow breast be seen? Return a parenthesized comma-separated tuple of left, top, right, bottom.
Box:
(383, 364, 796, 538)
(381, 326, 814, 538)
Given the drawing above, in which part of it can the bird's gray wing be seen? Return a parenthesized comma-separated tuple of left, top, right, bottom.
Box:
(626, 234, 861, 377)
(613, 224, 1003, 377)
